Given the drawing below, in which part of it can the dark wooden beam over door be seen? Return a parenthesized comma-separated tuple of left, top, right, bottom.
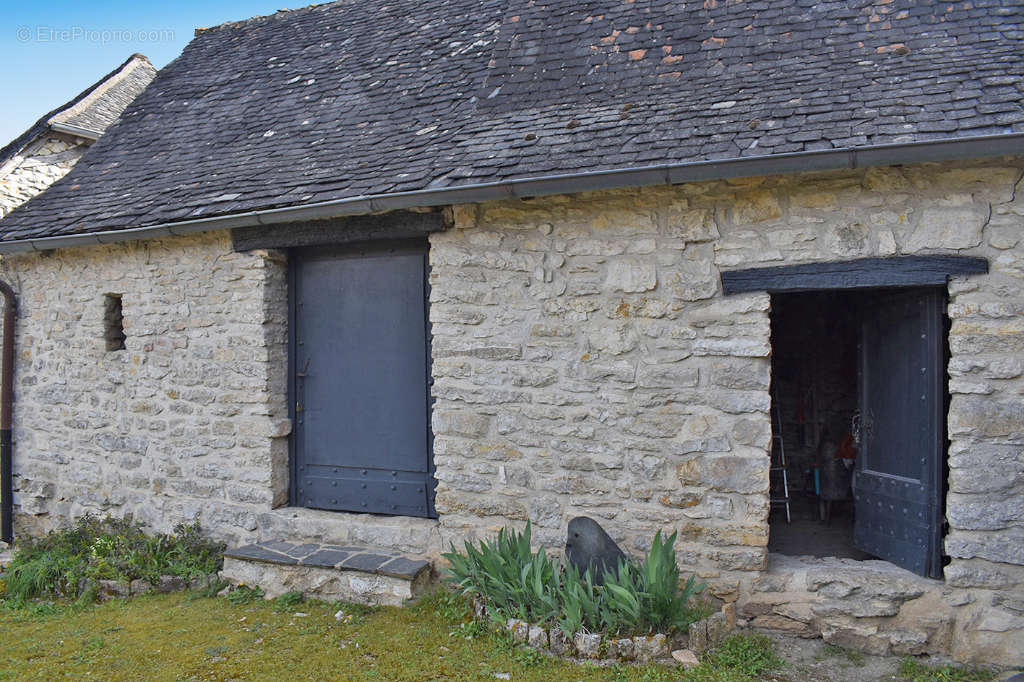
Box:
(721, 255, 988, 294)
(232, 210, 447, 251)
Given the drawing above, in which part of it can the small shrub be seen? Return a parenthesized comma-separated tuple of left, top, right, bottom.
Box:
(188, 577, 229, 601)
(225, 585, 264, 605)
(444, 522, 705, 637)
(411, 587, 471, 624)
(274, 590, 305, 611)
(897, 657, 997, 682)
(3, 515, 224, 604)
(702, 632, 784, 677)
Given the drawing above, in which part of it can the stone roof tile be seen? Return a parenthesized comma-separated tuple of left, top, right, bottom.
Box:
(1, 0, 1022, 242)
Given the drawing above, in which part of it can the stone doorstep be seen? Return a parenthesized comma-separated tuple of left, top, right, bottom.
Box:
(224, 540, 431, 582)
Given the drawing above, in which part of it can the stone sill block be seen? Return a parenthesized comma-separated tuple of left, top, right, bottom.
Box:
(224, 540, 430, 581)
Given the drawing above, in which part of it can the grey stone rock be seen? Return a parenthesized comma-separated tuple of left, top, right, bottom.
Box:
(130, 579, 152, 595)
(946, 498, 1024, 532)
(284, 543, 321, 560)
(632, 633, 667, 663)
(565, 516, 627, 584)
(945, 528, 1024, 564)
(887, 629, 930, 656)
(97, 579, 131, 599)
(672, 649, 700, 668)
(507, 619, 529, 643)
(610, 637, 636, 661)
(677, 456, 768, 495)
(821, 622, 890, 656)
(805, 564, 926, 603)
(301, 548, 350, 568)
(606, 259, 657, 293)
(548, 627, 575, 657)
(378, 556, 430, 580)
(812, 599, 901, 618)
(945, 561, 1019, 590)
(527, 625, 548, 649)
(225, 543, 297, 565)
(752, 573, 791, 593)
(156, 575, 187, 593)
(340, 553, 389, 573)
(906, 207, 986, 251)
(574, 632, 602, 659)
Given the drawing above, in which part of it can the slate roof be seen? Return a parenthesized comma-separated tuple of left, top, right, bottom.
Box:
(0, 54, 156, 169)
(1, 0, 1022, 243)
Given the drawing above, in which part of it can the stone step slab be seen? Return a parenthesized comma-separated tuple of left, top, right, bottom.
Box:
(220, 540, 432, 606)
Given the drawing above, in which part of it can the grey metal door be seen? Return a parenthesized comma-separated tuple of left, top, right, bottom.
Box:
(291, 241, 434, 517)
(855, 288, 945, 577)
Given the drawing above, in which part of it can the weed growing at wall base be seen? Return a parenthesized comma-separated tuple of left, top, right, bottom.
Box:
(444, 522, 707, 637)
(1, 514, 224, 604)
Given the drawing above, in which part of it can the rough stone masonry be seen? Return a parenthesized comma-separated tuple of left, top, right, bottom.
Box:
(1, 157, 1022, 664)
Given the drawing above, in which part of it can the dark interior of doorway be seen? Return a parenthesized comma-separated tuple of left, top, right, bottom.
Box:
(768, 291, 874, 560)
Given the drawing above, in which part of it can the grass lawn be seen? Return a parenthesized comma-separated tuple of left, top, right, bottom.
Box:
(0, 590, 780, 681)
(0, 589, 1001, 682)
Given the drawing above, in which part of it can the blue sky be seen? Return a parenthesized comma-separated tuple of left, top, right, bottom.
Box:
(0, 1, 289, 144)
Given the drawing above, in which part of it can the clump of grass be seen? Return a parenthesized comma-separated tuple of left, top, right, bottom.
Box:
(897, 657, 997, 682)
(1, 514, 224, 604)
(273, 590, 304, 611)
(444, 522, 705, 637)
(330, 599, 379, 626)
(224, 585, 264, 605)
(702, 633, 784, 677)
(188, 576, 229, 601)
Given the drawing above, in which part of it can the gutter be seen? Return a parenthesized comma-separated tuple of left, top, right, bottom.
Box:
(1, 132, 1023, 254)
(48, 122, 103, 141)
(0, 279, 15, 544)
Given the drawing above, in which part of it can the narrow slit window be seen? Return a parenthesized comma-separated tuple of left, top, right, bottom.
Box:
(104, 294, 126, 351)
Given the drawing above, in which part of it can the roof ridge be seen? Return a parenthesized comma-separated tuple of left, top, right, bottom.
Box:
(0, 53, 154, 170)
(192, 1, 344, 37)
(48, 54, 152, 133)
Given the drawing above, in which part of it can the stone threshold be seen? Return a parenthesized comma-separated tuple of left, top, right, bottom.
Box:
(224, 540, 430, 582)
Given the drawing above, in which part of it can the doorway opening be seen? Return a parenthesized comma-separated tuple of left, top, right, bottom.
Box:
(768, 290, 870, 559)
(767, 286, 949, 577)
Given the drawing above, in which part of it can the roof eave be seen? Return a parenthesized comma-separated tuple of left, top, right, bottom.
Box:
(2, 131, 1023, 254)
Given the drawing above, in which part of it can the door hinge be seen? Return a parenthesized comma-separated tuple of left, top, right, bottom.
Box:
(296, 402, 304, 413)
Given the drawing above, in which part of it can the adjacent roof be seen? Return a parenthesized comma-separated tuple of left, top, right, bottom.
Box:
(1, 0, 1022, 245)
(0, 54, 156, 169)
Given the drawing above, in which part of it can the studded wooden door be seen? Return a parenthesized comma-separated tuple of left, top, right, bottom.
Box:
(291, 241, 434, 517)
(855, 288, 945, 578)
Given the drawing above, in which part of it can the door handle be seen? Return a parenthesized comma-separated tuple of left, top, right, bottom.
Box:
(862, 409, 875, 446)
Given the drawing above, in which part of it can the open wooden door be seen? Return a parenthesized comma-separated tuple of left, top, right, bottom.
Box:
(855, 288, 945, 578)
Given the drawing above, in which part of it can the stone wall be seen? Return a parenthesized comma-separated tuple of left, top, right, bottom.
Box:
(1, 156, 1022, 663)
(0, 135, 89, 219)
(429, 190, 774, 584)
(429, 157, 1024, 664)
(0, 232, 290, 544)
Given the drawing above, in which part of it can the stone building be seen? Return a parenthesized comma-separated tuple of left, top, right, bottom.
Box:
(0, 54, 156, 219)
(0, 0, 1021, 666)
